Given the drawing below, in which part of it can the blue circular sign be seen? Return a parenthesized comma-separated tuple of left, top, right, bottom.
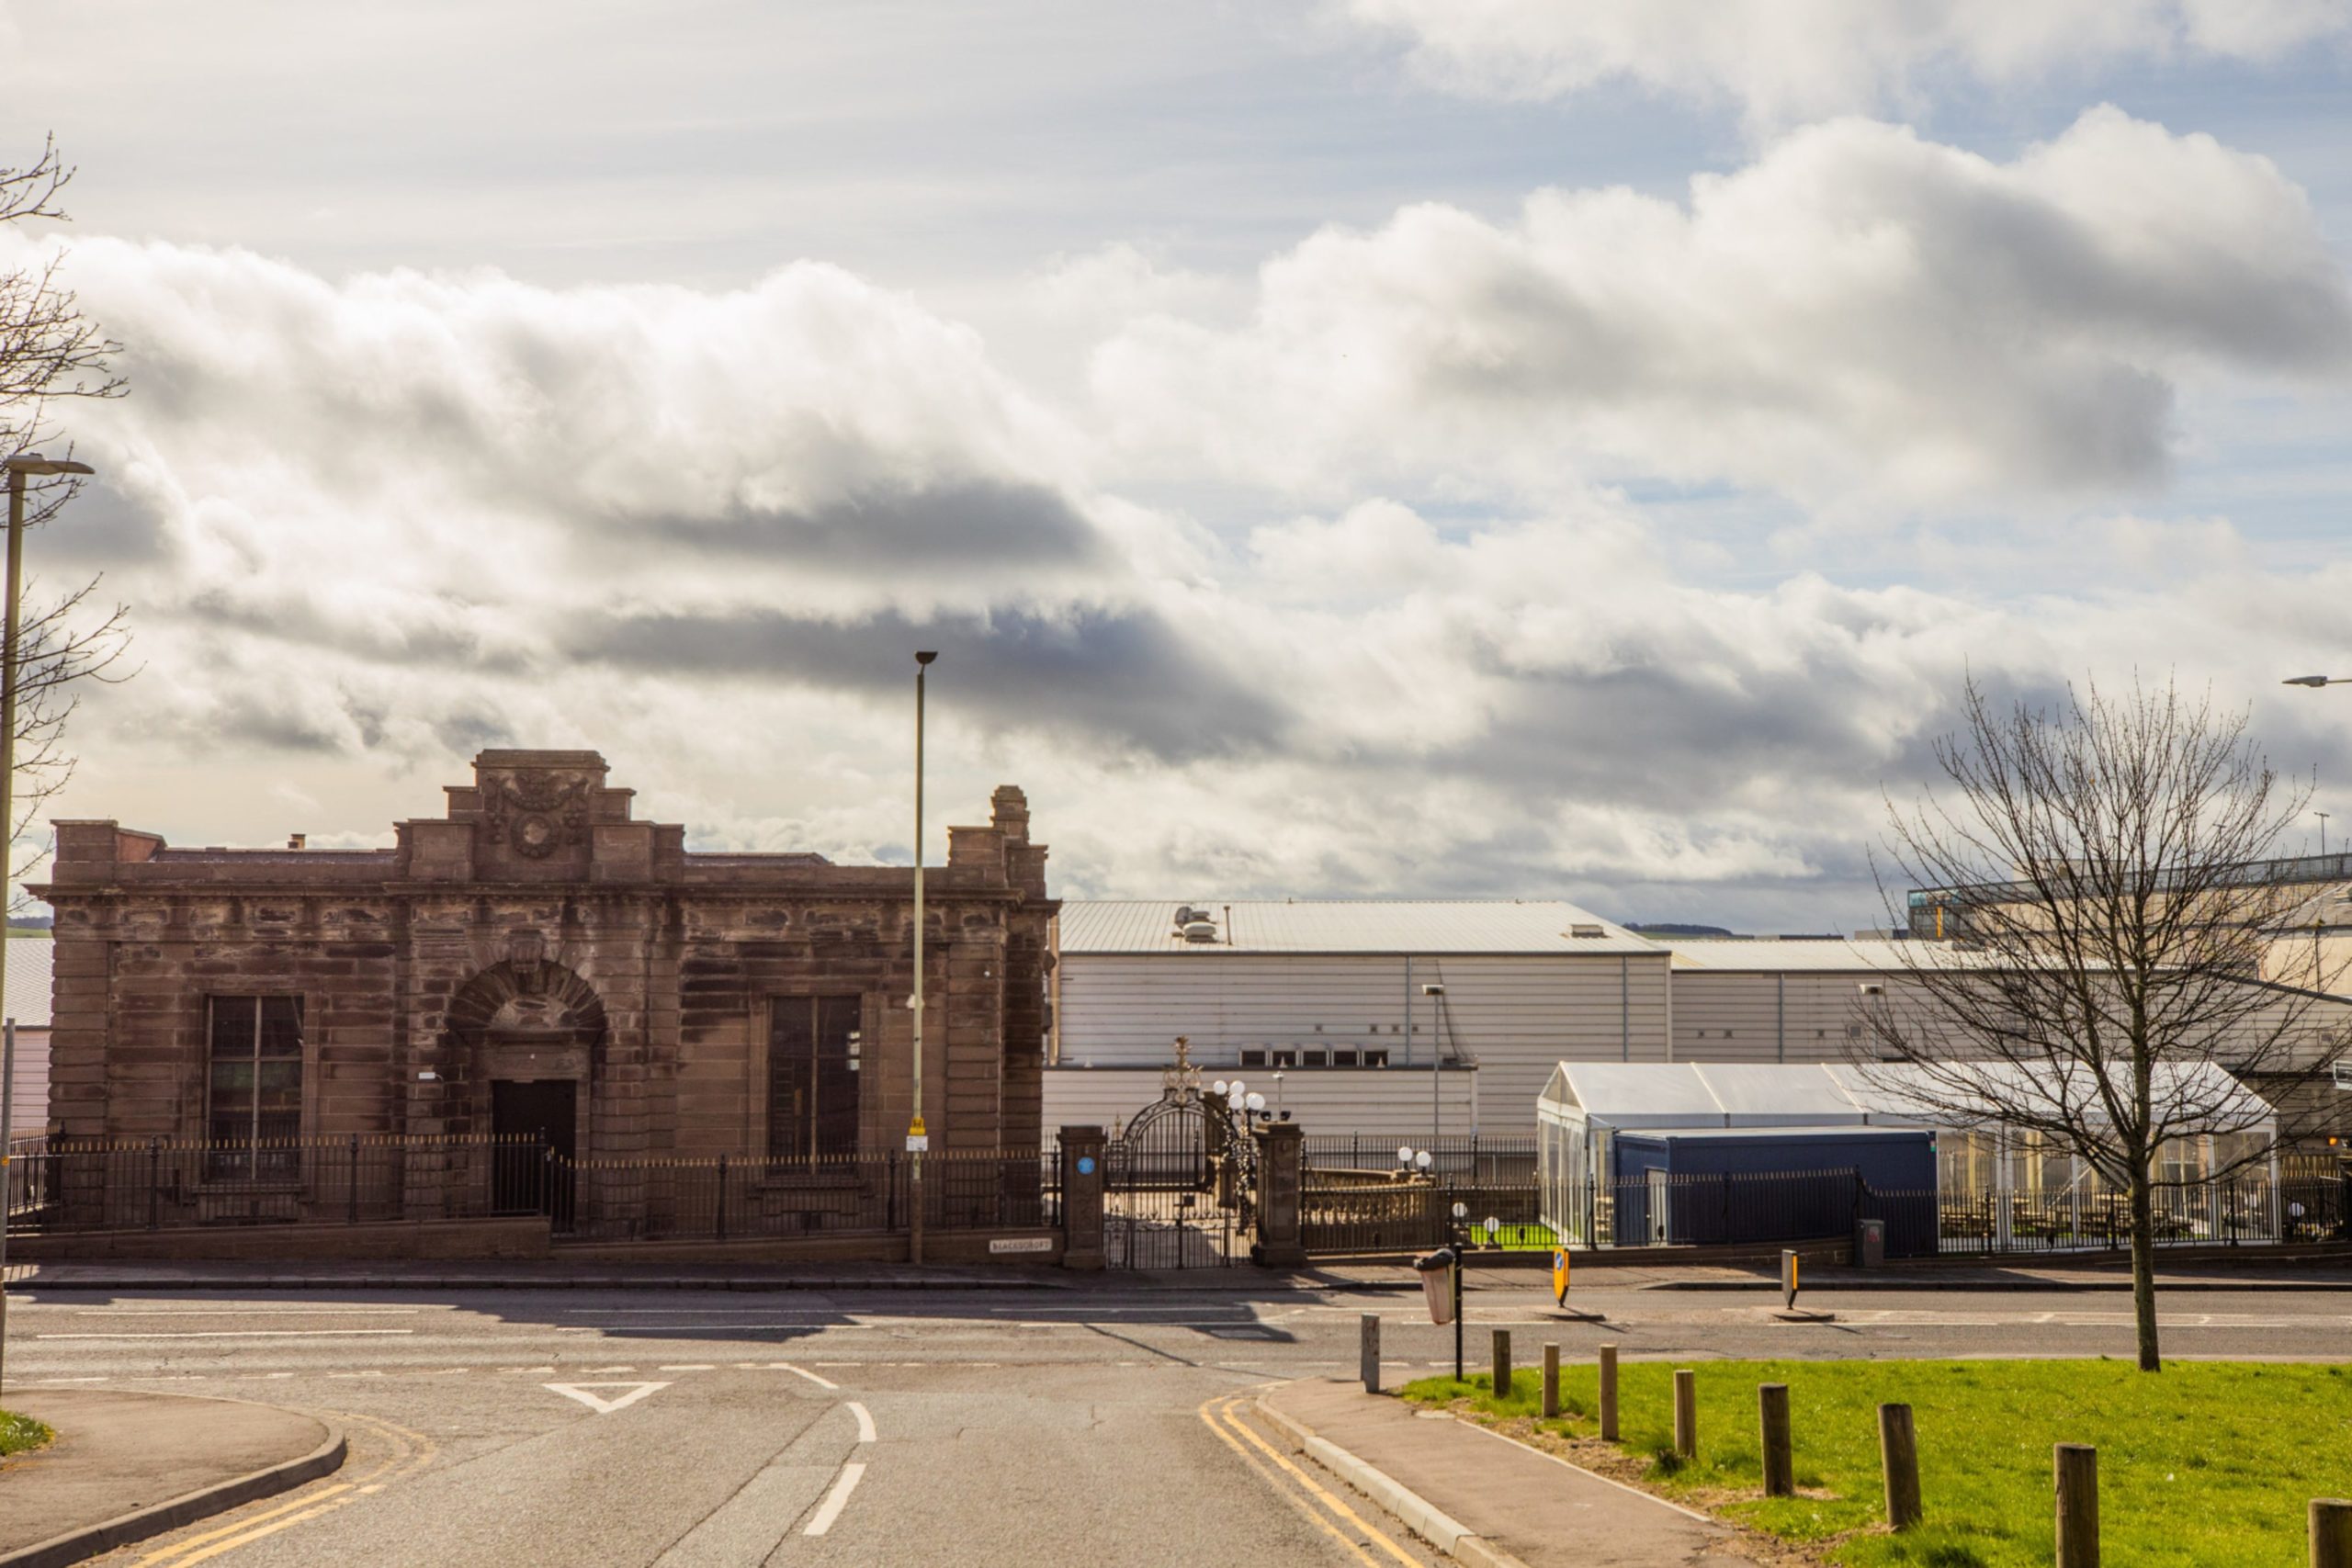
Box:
(1077, 1156, 1097, 1176)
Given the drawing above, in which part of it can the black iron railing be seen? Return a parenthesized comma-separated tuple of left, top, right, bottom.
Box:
(1299, 1163, 2352, 1257)
(1303, 1134, 1536, 1185)
(6, 1133, 548, 1233)
(5, 1133, 1061, 1243)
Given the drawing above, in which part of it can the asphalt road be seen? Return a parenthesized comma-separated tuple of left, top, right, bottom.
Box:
(8, 1279, 2349, 1566)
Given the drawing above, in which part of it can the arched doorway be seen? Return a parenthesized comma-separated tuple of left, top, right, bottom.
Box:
(445, 955, 608, 1216)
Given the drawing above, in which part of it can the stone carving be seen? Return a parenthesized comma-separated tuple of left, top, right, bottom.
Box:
(483, 771, 588, 859)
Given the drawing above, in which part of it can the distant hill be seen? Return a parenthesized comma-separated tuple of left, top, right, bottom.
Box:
(1624, 922, 1736, 938)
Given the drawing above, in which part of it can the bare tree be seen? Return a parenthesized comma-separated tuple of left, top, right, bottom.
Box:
(0, 136, 130, 908)
(1867, 675, 2349, 1371)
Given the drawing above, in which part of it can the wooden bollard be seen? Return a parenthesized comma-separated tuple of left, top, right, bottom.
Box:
(1758, 1383, 1793, 1497)
(1672, 1368, 1697, 1460)
(1541, 1343, 1560, 1419)
(1492, 1328, 1513, 1398)
(1879, 1404, 1921, 1530)
(2313, 1499, 2352, 1568)
(1599, 1345, 1619, 1440)
(2054, 1444, 2098, 1567)
(1360, 1314, 1381, 1393)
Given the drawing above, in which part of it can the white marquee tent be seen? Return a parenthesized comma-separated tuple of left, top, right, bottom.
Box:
(1536, 1060, 2280, 1249)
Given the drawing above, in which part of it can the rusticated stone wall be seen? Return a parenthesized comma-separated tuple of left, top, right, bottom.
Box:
(36, 750, 1055, 1157)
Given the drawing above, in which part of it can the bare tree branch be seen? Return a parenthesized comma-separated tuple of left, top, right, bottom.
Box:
(0, 135, 132, 910)
(1865, 674, 2351, 1371)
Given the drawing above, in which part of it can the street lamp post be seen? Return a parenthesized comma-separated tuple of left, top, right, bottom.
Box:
(909, 651, 937, 1266)
(0, 453, 94, 1404)
(1422, 983, 1445, 1147)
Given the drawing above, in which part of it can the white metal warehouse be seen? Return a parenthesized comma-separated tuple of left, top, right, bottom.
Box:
(1044, 900, 1668, 1141)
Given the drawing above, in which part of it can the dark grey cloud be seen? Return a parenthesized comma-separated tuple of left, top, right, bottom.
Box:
(166, 585, 528, 672)
(571, 600, 1289, 761)
(620, 479, 1106, 570)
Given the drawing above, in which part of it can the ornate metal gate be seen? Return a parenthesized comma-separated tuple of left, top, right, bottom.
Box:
(1103, 1080, 1251, 1269)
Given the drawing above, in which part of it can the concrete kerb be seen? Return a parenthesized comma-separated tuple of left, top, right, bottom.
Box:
(0, 1427, 347, 1568)
(1254, 1391, 1531, 1568)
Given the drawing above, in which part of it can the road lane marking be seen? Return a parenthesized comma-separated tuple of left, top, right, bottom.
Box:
(37, 1329, 415, 1341)
(74, 1306, 424, 1316)
(1218, 1396, 1421, 1568)
(774, 1362, 839, 1389)
(159, 1501, 356, 1565)
(801, 1461, 867, 1536)
(130, 1487, 356, 1563)
(1198, 1397, 1382, 1567)
(846, 1401, 876, 1443)
(130, 1407, 437, 1565)
(658, 1363, 718, 1371)
(545, 1381, 671, 1414)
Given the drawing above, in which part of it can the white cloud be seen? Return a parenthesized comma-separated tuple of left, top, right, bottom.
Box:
(13, 170, 2352, 928)
(1342, 0, 2352, 126)
(1087, 108, 2352, 513)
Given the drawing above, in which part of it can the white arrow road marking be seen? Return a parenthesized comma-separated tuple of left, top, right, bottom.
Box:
(846, 1401, 876, 1444)
(773, 1363, 838, 1390)
(803, 1462, 866, 1537)
(544, 1381, 671, 1414)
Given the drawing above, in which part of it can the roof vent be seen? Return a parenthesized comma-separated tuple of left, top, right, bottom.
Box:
(1181, 917, 1220, 943)
(1568, 923, 1606, 939)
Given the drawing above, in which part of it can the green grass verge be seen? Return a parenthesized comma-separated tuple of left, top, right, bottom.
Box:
(1401, 1359, 2352, 1567)
(0, 1409, 54, 1458)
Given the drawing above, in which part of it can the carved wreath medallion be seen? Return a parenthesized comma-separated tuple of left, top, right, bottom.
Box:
(485, 771, 588, 859)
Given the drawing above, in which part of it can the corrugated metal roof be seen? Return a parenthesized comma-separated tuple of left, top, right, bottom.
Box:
(2, 935, 51, 1026)
(1666, 939, 1989, 973)
(1057, 900, 1659, 955)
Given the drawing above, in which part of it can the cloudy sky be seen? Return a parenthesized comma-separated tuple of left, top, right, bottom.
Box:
(5, 0, 2352, 931)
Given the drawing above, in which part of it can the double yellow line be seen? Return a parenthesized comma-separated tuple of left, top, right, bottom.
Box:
(1197, 1393, 1422, 1568)
(132, 1412, 436, 1565)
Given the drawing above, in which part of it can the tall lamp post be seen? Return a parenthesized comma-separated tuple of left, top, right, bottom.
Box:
(0, 453, 94, 1404)
(1422, 983, 1445, 1147)
(2286, 679, 2349, 863)
(908, 651, 938, 1266)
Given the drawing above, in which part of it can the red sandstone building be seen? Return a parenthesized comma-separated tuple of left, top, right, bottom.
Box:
(35, 750, 1054, 1162)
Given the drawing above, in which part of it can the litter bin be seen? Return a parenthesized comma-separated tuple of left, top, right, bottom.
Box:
(1414, 1247, 1457, 1325)
(1854, 1217, 1886, 1269)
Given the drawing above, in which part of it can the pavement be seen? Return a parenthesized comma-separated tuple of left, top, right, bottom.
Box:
(1261, 1379, 1752, 1566)
(0, 1277, 2345, 1564)
(0, 1389, 339, 1564)
(13, 1255, 2352, 1294)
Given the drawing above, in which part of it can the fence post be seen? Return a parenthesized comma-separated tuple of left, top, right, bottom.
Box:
(1880, 1404, 1922, 1530)
(1059, 1125, 1108, 1271)
(1759, 1383, 1793, 1497)
(2313, 1499, 2352, 1568)
(1250, 1121, 1307, 1268)
(1361, 1314, 1381, 1393)
(147, 1136, 160, 1231)
(1542, 1343, 1560, 1419)
(1492, 1329, 1512, 1398)
(2055, 1444, 2098, 1567)
(1599, 1344, 1619, 1440)
(1672, 1368, 1697, 1459)
(347, 1134, 361, 1225)
(715, 1154, 729, 1243)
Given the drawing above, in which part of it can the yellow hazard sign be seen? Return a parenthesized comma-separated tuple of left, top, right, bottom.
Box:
(1551, 1246, 1570, 1305)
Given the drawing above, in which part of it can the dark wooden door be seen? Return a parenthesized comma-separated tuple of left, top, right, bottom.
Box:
(492, 1078, 578, 1223)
